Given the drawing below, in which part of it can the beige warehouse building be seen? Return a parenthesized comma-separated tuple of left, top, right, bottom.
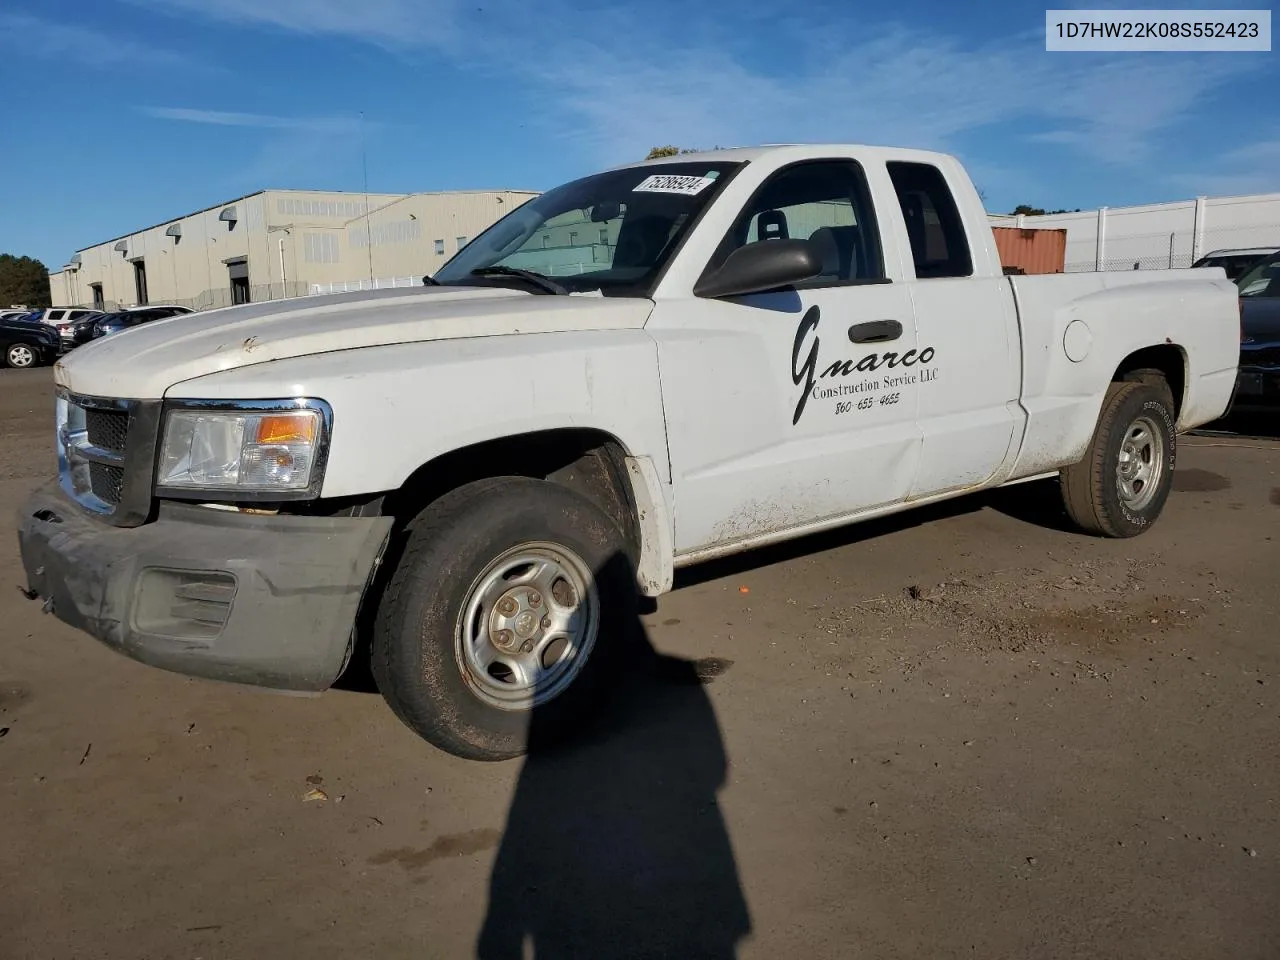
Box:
(48, 187, 538, 311)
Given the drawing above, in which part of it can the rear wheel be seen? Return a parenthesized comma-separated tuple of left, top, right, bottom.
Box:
(371, 477, 635, 760)
(1060, 378, 1176, 537)
(4, 342, 37, 368)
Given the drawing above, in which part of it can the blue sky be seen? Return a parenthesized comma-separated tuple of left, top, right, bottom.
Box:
(1, 0, 1276, 268)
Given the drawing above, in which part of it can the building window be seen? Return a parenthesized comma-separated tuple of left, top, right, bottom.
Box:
(569, 231, 578, 245)
(542, 235, 550, 248)
(598, 228, 609, 245)
(302, 233, 340, 263)
(90, 283, 104, 310)
(456, 236, 468, 251)
(132, 260, 148, 305)
(434, 239, 445, 255)
(228, 259, 250, 305)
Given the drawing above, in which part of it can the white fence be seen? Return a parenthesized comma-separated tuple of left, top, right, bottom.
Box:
(308, 276, 422, 296)
(990, 191, 1280, 273)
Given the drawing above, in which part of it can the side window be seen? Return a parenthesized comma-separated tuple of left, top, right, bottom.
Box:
(710, 161, 885, 285)
(886, 162, 972, 279)
(1257, 262, 1280, 297)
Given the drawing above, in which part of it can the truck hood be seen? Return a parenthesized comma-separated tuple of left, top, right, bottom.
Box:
(55, 286, 654, 399)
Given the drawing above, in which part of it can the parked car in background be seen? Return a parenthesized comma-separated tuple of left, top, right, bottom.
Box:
(1193, 247, 1279, 281)
(53, 311, 105, 353)
(0, 313, 61, 368)
(28, 307, 103, 328)
(1232, 251, 1280, 411)
(92, 305, 193, 339)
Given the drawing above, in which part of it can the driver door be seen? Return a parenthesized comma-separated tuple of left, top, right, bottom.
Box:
(646, 159, 923, 556)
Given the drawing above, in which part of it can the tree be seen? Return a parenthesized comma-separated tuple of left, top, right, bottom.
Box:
(1008, 204, 1082, 216)
(644, 145, 722, 159)
(0, 254, 52, 308)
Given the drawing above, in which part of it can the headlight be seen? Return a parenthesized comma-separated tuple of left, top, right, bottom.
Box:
(156, 400, 331, 498)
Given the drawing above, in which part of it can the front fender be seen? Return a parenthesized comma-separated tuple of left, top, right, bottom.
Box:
(165, 330, 672, 496)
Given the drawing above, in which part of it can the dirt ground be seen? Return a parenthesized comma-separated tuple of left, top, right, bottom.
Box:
(0, 366, 1276, 960)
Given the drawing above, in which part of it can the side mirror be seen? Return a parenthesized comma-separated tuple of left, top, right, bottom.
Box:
(693, 239, 823, 299)
(590, 201, 621, 222)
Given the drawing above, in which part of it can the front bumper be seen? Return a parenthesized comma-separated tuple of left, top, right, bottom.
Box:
(1231, 366, 1280, 410)
(17, 480, 394, 691)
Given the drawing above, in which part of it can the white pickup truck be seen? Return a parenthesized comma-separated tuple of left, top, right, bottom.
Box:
(19, 144, 1240, 759)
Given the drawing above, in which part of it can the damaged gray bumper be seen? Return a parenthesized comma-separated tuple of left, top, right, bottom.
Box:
(17, 480, 393, 692)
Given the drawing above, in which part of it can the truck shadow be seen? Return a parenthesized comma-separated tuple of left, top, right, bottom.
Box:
(338, 480, 1079, 694)
(476, 551, 752, 959)
(675, 480, 1074, 591)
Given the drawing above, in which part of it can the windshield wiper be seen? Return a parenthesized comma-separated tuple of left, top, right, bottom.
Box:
(422, 274, 441, 286)
(469, 266, 568, 296)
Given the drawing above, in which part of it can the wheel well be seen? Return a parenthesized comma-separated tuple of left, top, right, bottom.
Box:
(1113, 345, 1186, 418)
(383, 429, 641, 557)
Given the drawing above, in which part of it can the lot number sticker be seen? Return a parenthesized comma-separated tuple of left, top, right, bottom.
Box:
(633, 174, 716, 196)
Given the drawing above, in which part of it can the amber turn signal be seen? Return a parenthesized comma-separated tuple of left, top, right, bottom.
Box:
(253, 413, 318, 445)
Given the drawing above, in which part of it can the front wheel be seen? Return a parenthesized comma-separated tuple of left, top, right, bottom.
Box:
(1060, 378, 1176, 537)
(371, 477, 635, 760)
(4, 342, 37, 368)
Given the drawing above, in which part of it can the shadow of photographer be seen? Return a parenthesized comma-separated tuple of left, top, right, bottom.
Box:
(477, 551, 750, 959)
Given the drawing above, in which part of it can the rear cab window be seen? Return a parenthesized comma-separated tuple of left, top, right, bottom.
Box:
(886, 162, 972, 279)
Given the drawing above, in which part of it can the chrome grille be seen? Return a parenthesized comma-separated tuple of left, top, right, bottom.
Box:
(57, 393, 132, 514)
(55, 391, 160, 527)
(88, 462, 125, 505)
(86, 408, 129, 454)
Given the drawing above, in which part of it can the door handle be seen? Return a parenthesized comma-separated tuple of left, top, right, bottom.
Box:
(847, 320, 903, 344)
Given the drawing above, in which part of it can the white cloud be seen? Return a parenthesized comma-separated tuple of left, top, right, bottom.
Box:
(127, 0, 459, 47)
(139, 106, 364, 134)
(1173, 140, 1280, 197)
(118, 1, 1259, 172)
(0, 12, 194, 69)
(136, 106, 379, 189)
(523, 23, 1253, 171)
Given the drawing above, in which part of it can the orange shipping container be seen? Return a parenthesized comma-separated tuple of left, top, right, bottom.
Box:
(992, 226, 1067, 275)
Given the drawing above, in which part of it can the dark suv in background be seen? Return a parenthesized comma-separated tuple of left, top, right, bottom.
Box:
(0, 313, 62, 368)
(1193, 246, 1280, 281)
(1233, 252, 1280, 412)
(92, 304, 193, 339)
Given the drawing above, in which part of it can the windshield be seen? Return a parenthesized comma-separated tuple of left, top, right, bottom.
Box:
(432, 161, 743, 295)
(1236, 256, 1280, 297)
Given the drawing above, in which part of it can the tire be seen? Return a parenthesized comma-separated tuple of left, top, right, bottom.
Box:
(371, 476, 636, 761)
(4, 342, 37, 369)
(1060, 378, 1176, 538)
